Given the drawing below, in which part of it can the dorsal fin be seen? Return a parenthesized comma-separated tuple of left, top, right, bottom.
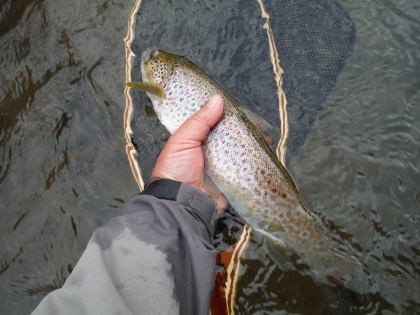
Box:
(127, 82, 165, 98)
(241, 107, 279, 149)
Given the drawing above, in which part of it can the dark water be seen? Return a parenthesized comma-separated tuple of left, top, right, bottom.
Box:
(0, 0, 419, 314)
(289, 0, 420, 312)
(0, 1, 138, 313)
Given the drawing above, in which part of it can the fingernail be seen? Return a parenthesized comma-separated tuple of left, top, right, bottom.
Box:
(207, 95, 221, 108)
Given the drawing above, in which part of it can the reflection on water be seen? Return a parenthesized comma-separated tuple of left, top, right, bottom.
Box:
(0, 0, 419, 314)
(0, 0, 138, 313)
(289, 0, 420, 312)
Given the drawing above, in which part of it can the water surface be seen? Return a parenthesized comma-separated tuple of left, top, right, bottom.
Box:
(289, 1, 420, 311)
(0, 1, 138, 313)
(0, 0, 419, 314)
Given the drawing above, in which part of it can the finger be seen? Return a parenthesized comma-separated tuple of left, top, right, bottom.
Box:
(170, 95, 224, 146)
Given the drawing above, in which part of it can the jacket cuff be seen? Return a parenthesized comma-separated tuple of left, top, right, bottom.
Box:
(176, 183, 216, 228)
(141, 179, 182, 200)
(141, 179, 216, 225)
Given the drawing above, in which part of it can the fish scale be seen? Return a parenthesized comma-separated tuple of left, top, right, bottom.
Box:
(130, 48, 360, 284)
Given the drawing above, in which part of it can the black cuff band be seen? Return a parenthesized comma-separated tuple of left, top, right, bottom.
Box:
(140, 179, 182, 200)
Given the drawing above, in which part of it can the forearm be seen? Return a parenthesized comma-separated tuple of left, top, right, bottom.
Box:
(32, 180, 218, 315)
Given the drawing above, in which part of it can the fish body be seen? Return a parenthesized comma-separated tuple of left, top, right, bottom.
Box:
(130, 49, 357, 283)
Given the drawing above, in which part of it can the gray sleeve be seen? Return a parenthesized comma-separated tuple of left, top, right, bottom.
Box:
(31, 181, 218, 315)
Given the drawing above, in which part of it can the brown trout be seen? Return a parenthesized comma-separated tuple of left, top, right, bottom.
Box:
(128, 49, 358, 284)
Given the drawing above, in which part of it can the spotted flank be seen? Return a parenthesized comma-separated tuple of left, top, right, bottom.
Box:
(134, 48, 360, 285)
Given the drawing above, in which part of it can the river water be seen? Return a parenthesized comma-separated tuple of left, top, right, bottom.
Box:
(289, 1, 420, 312)
(0, 0, 419, 314)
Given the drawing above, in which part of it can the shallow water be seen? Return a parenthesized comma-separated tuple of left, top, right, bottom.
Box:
(0, 0, 419, 314)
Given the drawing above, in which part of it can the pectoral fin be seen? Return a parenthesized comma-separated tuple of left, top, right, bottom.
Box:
(127, 82, 165, 98)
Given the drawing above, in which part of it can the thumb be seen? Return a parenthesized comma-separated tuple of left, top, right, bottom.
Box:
(170, 95, 224, 145)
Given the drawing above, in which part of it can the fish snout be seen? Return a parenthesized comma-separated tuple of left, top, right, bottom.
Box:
(141, 48, 161, 63)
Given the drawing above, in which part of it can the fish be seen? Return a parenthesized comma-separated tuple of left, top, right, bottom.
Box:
(128, 48, 359, 284)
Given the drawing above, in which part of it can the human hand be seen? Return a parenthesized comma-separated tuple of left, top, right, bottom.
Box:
(151, 95, 227, 211)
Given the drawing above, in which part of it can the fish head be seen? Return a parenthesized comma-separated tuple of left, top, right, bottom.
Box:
(141, 48, 178, 86)
(129, 48, 216, 133)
